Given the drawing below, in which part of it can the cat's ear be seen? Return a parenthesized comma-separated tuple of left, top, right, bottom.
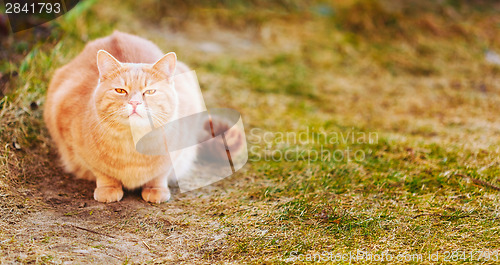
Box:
(97, 50, 121, 79)
(152, 52, 176, 77)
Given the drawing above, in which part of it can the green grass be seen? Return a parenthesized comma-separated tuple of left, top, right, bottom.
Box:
(1, 0, 500, 263)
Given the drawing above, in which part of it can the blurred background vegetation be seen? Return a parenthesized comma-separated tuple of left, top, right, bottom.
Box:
(2, 0, 500, 150)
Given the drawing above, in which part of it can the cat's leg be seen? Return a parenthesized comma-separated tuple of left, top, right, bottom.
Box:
(142, 174, 170, 203)
(93, 173, 124, 203)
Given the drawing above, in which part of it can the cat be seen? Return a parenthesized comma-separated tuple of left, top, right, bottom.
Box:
(44, 31, 243, 203)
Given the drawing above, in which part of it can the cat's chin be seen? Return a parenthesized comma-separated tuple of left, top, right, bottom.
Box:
(127, 115, 154, 128)
(108, 115, 149, 128)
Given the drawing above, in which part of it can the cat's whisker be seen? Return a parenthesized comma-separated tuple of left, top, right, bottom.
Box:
(148, 112, 172, 128)
(92, 110, 124, 130)
(90, 108, 126, 133)
(92, 112, 127, 145)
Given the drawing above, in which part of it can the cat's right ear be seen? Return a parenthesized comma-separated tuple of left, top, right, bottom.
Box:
(97, 50, 121, 80)
(152, 52, 177, 78)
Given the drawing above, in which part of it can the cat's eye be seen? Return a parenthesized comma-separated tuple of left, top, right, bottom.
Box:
(115, 88, 128, 94)
(144, 89, 156, 95)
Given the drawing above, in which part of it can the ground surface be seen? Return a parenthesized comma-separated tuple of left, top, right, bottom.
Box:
(1, 0, 500, 264)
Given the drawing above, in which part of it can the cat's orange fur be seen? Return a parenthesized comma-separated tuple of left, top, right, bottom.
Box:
(44, 31, 207, 203)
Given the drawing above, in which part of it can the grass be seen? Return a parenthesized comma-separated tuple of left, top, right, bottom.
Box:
(1, 0, 500, 263)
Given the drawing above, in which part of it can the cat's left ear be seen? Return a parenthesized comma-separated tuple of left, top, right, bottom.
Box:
(152, 52, 177, 78)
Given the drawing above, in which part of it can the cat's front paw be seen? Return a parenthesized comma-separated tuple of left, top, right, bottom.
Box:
(94, 186, 124, 203)
(142, 187, 171, 203)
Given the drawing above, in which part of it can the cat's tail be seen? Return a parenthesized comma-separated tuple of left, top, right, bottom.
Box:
(198, 115, 246, 163)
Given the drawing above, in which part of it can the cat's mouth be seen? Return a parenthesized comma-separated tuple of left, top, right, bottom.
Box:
(128, 110, 142, 118)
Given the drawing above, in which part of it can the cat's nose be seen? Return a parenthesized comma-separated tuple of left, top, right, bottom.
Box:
(129, 100, 142, 107)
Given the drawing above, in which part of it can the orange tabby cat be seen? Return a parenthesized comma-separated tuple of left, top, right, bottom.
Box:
(44, 31, 213, 203)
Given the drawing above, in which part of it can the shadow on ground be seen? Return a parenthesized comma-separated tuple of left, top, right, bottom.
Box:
(1, 152, 227, 264)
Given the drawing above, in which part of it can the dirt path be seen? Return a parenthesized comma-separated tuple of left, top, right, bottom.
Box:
(0, 151, 236, 264)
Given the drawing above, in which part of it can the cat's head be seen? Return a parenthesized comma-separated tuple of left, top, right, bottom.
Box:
(93, 50, 179, 128)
